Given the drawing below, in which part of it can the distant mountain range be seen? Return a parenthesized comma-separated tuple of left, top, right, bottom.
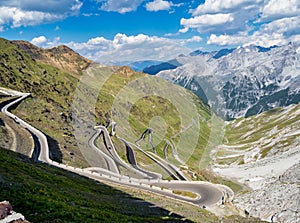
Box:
(1, 37, 299, 223)
(138, 48, 235, 75)
(126, 60, 162, 71)
(141, 43, 300, 120)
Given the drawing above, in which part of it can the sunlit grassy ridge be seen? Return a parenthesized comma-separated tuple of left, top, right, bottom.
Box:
(0, 38, 84, 166)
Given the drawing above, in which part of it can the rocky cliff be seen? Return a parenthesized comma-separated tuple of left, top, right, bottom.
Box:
(156, 43, 300, 120)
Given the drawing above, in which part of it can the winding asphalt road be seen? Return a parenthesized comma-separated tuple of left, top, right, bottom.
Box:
(0, 87, 234, 208)
(88, 127, 119, 174)
(126, 140, 181, 180)
(118, 137, 162, 179)
(92, 126, 154, 178)
(1, 92, 50, 163)
(147, 151, 189, 181)
(152, 181, 222, 206)
(134, 130, 188, 180)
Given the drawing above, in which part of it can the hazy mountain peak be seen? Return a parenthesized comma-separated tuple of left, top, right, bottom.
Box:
(157, 43, 300, 120)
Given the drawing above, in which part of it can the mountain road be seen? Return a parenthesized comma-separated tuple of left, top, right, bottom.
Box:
(0, 87, 233, 209)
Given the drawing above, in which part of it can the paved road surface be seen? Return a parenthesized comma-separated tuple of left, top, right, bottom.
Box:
(127, 141, 181, 180)
(118, 137, 162, 179)
(1, 93, 50, 163)
(93, 126, 153, 178)
(152, 181, 222, 206)
(0, 88, 233, 208)
(88, 128, 119, 174)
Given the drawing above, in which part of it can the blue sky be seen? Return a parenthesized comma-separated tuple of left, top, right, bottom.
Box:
(0, 0, 300, 64)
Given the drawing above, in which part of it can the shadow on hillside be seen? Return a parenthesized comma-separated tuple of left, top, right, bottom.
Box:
(0, 118, 4, 126)
(0, 148, 195, 223)
(0, 96, 20, 110)
(45, 134, 63, 163)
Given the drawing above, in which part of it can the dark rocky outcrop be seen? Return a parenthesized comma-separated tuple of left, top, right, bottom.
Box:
(0, 201, 30, 223)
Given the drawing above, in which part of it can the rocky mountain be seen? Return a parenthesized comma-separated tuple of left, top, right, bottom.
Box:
(12, 40, 92, 76)
(142, 48, 234, 75)
(212, 103, 300, 222)
(156, 43, 300, 120)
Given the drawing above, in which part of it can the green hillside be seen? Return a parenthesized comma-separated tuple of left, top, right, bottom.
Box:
(0, 37, 215, 175)
(215, 103, 300, 165)
(0, 147, 267, 223)
(0, 37, 85, 166)
(0, 37, 271, 222)
(0, 147, 200, 222)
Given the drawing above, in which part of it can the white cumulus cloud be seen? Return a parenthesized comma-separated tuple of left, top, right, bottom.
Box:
(31, 36, 47, 45)
(181, 0, 300, 48)
(191, 0, 260, 15)
(180, 13, 234, 33)
(46, 36, 61, 47)
(261, 0, 300, 21)
(208, 32, 289, 47)
(260, 16, 300, 36)
(99, 0, 144, 13)
(0, 0, 82, 13)
(179, 27, 189, 33)
(180, 1, 260, 35)
(145, 0, 173, 12)
(67, 33, 191, 64)
(185, 36, 203, 43)
(0, 0, 82, 30)
(181, 13, 234, 27)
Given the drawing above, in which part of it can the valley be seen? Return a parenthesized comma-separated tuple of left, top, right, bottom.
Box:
(212, 103, 300, 222)
(0, 37, 299, 223)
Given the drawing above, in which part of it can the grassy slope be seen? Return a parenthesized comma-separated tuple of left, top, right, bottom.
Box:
(0, 147, 193, 223)
(0, 36, 244, 193)
(0, 112, 33, 155)
(215, 103, 300, 165)
(0, 38, 87, 166)
(80, 65, 213, 174)
(0, 37, 215, 173)
(0, 37, 246, 193)
(0, 147, 265, 223)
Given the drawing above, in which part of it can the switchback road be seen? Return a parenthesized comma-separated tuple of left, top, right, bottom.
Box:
(0, 87, 234, 209)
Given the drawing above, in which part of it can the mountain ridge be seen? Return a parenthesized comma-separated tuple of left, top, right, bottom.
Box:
(155, 43, 300, 120)
(1, 37, 298, 222)
(0, 37, 213, 174)
(11, 40, 92, 76)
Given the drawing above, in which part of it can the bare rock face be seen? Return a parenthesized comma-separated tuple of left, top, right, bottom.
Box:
(234, 163, 300, 223)
(280, 163, 300, 184)
(157, 43, 300, 120)
(0, 201, 12, 219)
(0, 201, 30, 223)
